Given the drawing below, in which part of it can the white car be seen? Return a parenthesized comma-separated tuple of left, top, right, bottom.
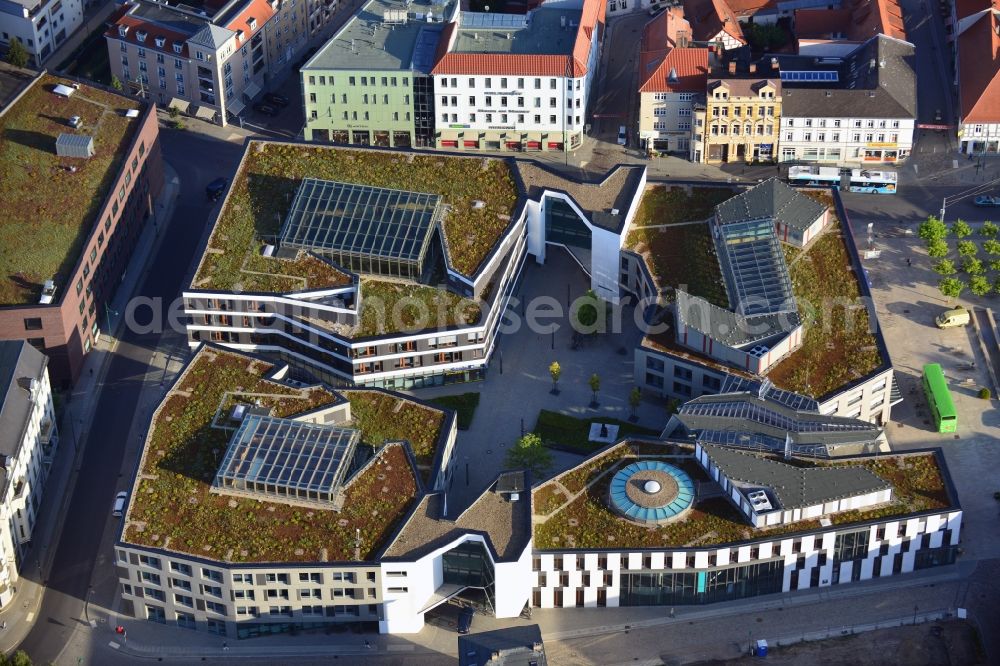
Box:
(68, 115, 82, 129)
(617, 125, 627, 146)
(112, 491, 128, 518)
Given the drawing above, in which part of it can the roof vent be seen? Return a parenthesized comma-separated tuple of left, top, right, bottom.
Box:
(506, 32, 511, 39)
(825, 90, 831, 97)
(869, 57, 876, 70)
(561, 14, 566, 28)
(39, 280, 56, 304)
(868, 91, 875, 97)
(879, 58, 886, 68)
(611, 208, 620, 215)
(668, 66, 678, 82)
(472, 200, 485, 209)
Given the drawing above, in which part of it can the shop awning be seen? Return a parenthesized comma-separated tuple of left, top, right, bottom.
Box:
(195, 105, 216, 120)
(168, 98, 190, 113)
(243, 81, 262, 101)
(227, 98, 246, 116)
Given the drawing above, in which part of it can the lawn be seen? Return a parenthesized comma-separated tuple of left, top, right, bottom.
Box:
(428, 392, 480, 430)
(193, 142, 519, 293)
(533, 450, 951, 550)
(343, 390, 446, 479)
(124, 348, 421, 562)
(0, 75, 141, 304)
(767, 222, 884, 398)
(356, 279, 482, 337)
(625, 186, 735, 307)
(533, 409, 660, 453)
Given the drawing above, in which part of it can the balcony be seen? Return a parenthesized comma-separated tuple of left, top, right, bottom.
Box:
(39, 417, 55, 445)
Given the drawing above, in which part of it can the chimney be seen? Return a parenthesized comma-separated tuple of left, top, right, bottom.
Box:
(728, 61, 736, 74)
(749, 62, 756, 74)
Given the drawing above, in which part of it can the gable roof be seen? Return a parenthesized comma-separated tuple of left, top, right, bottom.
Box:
(715, 178, 826, 232)
(958, 10, 1000, 123)
(0, 341, 47, 496)
(844, 0, 906, 42)
(793, 8, 852, 39)
(639, 46, 709, 93)
(682, 0, 745, 44)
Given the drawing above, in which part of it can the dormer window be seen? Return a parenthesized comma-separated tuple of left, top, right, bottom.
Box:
(155, 36, 165, 47)
(236, 29, 245, 42)
(136, 30, 147, 42)
(173, 42, 183, 53)
(247, 17, 257, 30)
(118, 25, 129, 37)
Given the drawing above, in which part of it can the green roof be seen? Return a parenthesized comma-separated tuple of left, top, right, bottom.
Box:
(0, 74, 143, 305)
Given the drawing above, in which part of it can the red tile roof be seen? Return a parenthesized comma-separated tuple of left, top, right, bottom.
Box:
(844, 0, 907, 42)
(639, 47, 709, 93)
(955, 0, 998, 21)
(641, 6, 692, 51)
(432, 0, 605, 77)
(224, 0, 275, 39)
(682, 0, 745, 45)
(106, 10, 192, 59)
(958, 10, 1000, 123)
(794, 8, 852, 39)
(725, 0, 776, 18)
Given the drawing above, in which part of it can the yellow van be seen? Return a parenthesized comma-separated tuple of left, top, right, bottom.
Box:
(935, 306, 970, 329)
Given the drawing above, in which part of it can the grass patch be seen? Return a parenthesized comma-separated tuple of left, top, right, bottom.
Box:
(193, 142, 519, 292)
(533, 410, 659, 453)
(356, 279, 482, 337)
(533, 452, 951, 550)
(427, 392, 480, 430)
(625, 186, 735, 307)
(343, 390, 446, 480)
(0, 75, 141, 304)
(124, 348, 424, 563)
(768, 222, 884, 397)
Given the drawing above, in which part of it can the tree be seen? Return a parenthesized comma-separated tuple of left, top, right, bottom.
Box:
(939, 277, 965, 299)
(4, 651, 33, 666)
(588, 373, 601, 407)
(548, 361, 561, 395)
(990, 259, 1000, 272)
(918, 216, 948, 242)
(168, 105, 180, 119)
(979, 387, 992, 400)
(963, 257, 985, 275)
(111, 75, 123, 91)
(505, 433, 552, 479)
(933, 259, 956, 276)
(984, 239, 1000, 256)
(994, 275, 1000, 294)
(981, 221, 998, 238)
(970, 275, 992, 297)
(628, 387, 642, 421)
(5, 37, 28, 68)
(927, 238, 949, 258)
(744, 22, 789, 51)
(957, 240, 978, 257)
(574, 289, 600, 330)
(951, 219, 973, 239)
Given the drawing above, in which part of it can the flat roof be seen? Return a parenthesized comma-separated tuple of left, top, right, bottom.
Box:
(0, 74, 144, 305)
(213, 415, 360, 507)
(451, 9, 581, 55)
(304, 0, 450, 73)
(279, 179, 442, 264)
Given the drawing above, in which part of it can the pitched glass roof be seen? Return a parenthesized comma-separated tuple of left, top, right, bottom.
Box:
(279, 179, 442, 264)
(213, 415, 360, 507)
(716, 219, 796, 316)
(680, 400, 874, 434)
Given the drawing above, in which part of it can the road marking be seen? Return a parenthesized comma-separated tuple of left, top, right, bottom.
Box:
(953, 160, 959, 168)
(109, 641, 121, 650)
(25, 612, 33, 622)
(387, 645, 415, 652)
(89, 620, 97, 629)
(913, 164, 919, 174)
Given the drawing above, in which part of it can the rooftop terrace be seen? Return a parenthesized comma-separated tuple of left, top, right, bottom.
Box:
(122, 346, 454, 563)
(532, 441, 952, 550)
(191, 142, 519, 292)
(0, 74, 143, 305)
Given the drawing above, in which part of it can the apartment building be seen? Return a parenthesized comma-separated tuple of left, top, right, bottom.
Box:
(680, 0, 744, 50)
(690, 59, 780, 163)
(0, 341, 57, 609)
(106, 0, 309, 126)
(954, 0, 1000, 155)
(431, 0, 605, 152)
(301, 0, 454, 148)
(0, 72, 163, 386)
(777, 35, 916, 165)
(0, 0, 82, 65)
(638, 38, 708, 155)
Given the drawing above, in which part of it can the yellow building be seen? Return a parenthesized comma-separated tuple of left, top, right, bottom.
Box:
(691, 61, 781, 164)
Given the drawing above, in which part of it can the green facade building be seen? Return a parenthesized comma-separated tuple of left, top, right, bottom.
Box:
(301, 0, 455, 148)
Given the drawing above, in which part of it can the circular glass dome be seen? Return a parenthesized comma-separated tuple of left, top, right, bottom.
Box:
(609, 461, 694, 525)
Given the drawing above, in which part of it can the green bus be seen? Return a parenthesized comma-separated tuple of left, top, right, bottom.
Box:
(922, 363, 957, 433)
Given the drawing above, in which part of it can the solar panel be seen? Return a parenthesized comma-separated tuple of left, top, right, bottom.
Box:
(213, 415, 360, 507)
(279, 179, 442, 280)
(780, 71, 839, 82)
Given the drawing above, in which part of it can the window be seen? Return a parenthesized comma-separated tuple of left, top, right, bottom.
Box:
(23, 318, 42, 331)
(205, 601, 227, 616)
(174, 594, 194, 607)
(232, 573, 252, 584)
(202, 568, 223, 583)
(203, 585, 223, 598)
(299, 572, 323, 584)
(171, 578, 191, 591)
(140, 571, 161, 585)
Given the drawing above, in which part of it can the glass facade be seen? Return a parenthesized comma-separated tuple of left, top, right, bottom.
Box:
(544, 197, 592, 250)
(619, 559, 783, 606)
(443, 541, 496, 610)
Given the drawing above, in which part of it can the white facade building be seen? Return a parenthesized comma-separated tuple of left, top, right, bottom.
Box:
(0, 0, 82, 65)
(0, 341, 57, 609)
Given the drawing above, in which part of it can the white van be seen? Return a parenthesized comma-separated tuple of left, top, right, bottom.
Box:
(935, 306, 970, 329)
(617, 126, 627, 145)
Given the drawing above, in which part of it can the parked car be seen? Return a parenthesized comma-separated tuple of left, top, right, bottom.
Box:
(68, 115, 82, 128)
(206, 177, 229, 201)
(935, 306, 970, 329)
(974, 195, 1000, 207)
(617, 125, 627, 145)
(253, 103, 280, 117)
(112, 491, 128, 518)
(457, 607, 475, 634)
(264, 92, 290, 107)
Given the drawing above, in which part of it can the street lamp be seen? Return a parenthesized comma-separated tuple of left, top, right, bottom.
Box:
(104, 303, 120, 337)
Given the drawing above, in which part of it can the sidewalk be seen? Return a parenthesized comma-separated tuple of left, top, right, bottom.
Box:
(0, 161, 181, 653)
(47, 0, 118, 71)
